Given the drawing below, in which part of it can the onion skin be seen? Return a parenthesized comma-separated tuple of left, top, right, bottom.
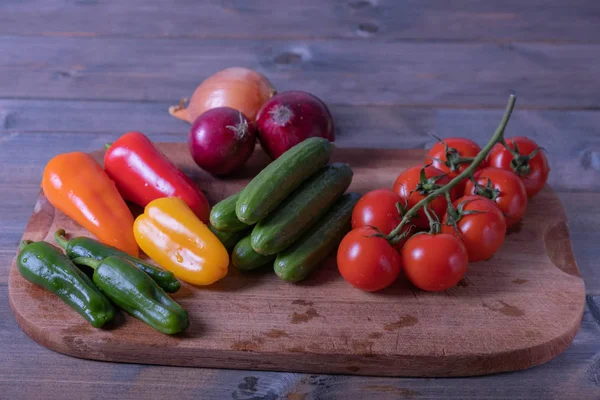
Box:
(170, 67, 275, 123)
(188, 107, 256, 176)
(256, 91, 335, 159)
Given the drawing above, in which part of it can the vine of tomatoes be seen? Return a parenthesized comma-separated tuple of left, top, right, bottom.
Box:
(338, 95, 550, 292)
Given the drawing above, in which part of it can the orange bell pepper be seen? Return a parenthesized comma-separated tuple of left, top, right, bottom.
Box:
(134, 197, 229, 285)
(42, 152, 138, 256)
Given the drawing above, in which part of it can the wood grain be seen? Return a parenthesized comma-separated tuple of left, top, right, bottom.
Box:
(1, 36, 598, 108)
(8, 144, 585, 377)
(2, 287, 600, 399)
(2, 99, 600, 191)
(1, 0, 599, 43)
(1, 0, 599, 396)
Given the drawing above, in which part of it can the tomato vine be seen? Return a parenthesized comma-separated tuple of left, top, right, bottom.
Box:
(387, 94, 517, 244)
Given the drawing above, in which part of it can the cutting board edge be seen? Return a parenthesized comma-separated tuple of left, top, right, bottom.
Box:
(7, 268, 585, 377)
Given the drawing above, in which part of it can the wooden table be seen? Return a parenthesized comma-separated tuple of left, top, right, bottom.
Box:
(1, 1, 599, 399)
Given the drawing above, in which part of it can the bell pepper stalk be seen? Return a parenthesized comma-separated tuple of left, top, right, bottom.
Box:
(134, 197, 229, 286)
(42, 152, 139, 256)
(104, 131, 210, 223)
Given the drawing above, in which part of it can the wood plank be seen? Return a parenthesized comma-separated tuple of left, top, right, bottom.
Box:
(1, 0, 597, 396)
(0, 37, 598, 108)
(557, 193, 600, 296)
(7, 145, 586, 377)
(1, 284, 599, 399)
(2, 100, 599, 192)
(0, 186, 40, 283)
(0, 0, 599, 43)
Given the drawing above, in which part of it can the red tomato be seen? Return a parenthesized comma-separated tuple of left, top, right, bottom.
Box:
(337, 227, 402, 292)
(441, 195, 506, 262)
(392, 165, 456, 229)
(426, 137, 484, 193)
(487, 137, 549, 198)
(464, 167, 527, 228)
(401, 233, 468, 292)
(351, 188, 412, 250)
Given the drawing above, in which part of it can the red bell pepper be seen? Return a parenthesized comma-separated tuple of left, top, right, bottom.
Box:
(104, 132, 210, 222)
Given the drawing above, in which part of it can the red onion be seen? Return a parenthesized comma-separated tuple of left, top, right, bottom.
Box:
(188, 107, 256, 176)
(256, 91, 335, 159)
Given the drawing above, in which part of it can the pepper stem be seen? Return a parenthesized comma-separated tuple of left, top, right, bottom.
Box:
(54, 229, 70, 250)
(19, 240, 33, 251)
(72, 257, 101, 270)
(386, 94, 516, 242)
(104, 143, 112, 150)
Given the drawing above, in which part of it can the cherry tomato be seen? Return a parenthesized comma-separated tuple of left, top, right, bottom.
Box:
(487, 137, 549, 198)
(426, 137, 485, 193)
(441, 195, 506, 262)
(401, 233, 468, 292)
(464, 167, 527, 228)
(337, 227, 402, 292)
(351, 188, 412, 250)
(392, 165, 456, 229)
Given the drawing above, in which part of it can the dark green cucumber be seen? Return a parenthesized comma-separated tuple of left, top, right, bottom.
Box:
(275, 192, 361, 282)
(209, 192, 249, 232)
(236, 137, 333, 225)
(232, 236, 275, 271)
(208, 224, 250, 253)
(251, 163, 353, 255)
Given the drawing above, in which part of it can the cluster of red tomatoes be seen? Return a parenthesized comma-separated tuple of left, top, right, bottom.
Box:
(337, 136, 550, 292)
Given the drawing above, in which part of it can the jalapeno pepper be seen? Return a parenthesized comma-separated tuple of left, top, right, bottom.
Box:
(17, 240, 115, 328)
(42, 152, 138, 256)
(54, 229, 181, 293)
(134, 197, 229, 285)
(73, 256, 189, 335)
(104, 132, 210, 222)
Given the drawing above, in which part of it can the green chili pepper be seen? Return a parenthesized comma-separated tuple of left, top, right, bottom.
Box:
(73, 256, 189, 335)
(55, 229, 180, 293)
(17, 240, 115, 328)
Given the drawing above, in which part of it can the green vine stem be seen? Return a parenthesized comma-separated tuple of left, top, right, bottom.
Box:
(387, 94, 516, 243)
(499, 138, 520, 158)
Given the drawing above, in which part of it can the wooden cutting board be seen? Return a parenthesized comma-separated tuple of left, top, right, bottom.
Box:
(8, 144, 585, 377)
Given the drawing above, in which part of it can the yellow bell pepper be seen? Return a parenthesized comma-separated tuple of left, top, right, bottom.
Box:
(134, 197, 229, 285)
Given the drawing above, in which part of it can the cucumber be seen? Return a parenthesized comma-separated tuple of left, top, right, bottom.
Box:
(251, 163, 353, 255)
(210, 192, 249, 232)
(232, 235, 275, 271)
(236, 137, 333, 225)
(208, 224, 249, 253)
(274, 192, 361, 282)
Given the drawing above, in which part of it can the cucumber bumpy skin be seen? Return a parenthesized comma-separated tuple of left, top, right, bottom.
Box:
(235, 137, 333, 225)
(274, 192, 361, 282)
(250, 162, 353, 255)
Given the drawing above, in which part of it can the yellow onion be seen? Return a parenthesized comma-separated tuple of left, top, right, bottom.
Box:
(169, 67, 275, 123)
